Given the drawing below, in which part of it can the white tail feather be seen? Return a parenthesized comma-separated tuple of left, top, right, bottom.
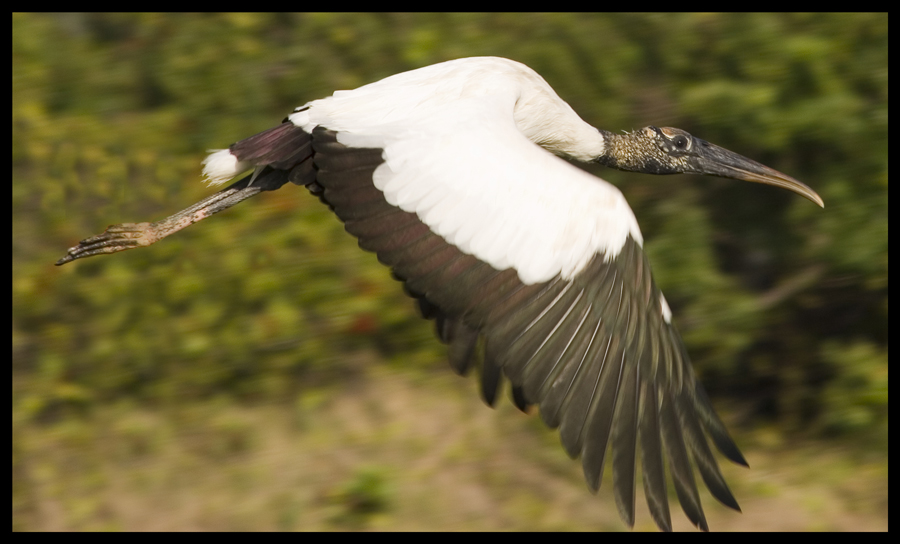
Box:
(202, 149, 249, 186)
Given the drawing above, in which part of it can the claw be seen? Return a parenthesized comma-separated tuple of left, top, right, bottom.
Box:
(56, 223, 158, 265)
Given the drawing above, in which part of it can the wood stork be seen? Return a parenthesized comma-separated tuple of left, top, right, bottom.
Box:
(56, 57, 823, 531)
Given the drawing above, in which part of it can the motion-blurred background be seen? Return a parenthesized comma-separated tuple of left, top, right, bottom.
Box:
(12, 13, 887, 531)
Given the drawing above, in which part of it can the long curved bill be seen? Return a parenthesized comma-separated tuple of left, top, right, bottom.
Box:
(690, 139, 824, 208)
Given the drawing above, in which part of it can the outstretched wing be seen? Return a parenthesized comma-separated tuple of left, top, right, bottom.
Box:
(218, 116, 747, 531)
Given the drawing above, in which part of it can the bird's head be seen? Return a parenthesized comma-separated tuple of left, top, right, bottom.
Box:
(597, 126, 824, 207)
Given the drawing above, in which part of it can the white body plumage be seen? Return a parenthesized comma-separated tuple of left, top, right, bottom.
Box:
(205, 57, 642, 284)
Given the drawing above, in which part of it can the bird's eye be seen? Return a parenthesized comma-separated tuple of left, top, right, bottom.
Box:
(672, 135, 689, 149)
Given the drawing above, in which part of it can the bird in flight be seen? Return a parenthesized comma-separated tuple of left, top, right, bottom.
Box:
(57, 57, 823, 531)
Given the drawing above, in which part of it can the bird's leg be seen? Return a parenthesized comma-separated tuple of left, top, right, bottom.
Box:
(56, 172, 279, 266)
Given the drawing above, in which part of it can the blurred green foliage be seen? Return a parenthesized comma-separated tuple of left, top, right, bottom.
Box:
(327, 466, 393, 528)
(13, 13, 887, 530)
